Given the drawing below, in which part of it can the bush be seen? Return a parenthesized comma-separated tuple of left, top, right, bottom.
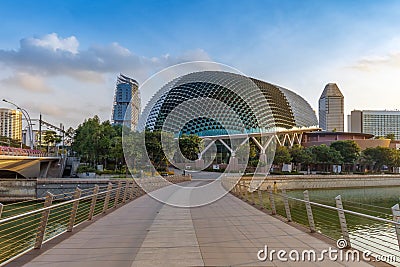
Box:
(77, 165, 96, 173)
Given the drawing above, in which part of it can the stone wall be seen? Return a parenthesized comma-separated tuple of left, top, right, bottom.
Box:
(0, 175, 192, 201)
(0, 179, 36, 201)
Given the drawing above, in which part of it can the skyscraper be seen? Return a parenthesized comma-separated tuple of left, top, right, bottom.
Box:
(112, 74, 140, 130)
(0, 108, 22, 142)
(318, 83, 344, 132)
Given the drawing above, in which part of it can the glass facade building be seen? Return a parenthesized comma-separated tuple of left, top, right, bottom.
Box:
(112, 74, 140, 130)
(139, 71, 318, 136)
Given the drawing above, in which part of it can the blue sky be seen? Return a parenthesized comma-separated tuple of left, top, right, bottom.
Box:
(1, 0, 400, 129)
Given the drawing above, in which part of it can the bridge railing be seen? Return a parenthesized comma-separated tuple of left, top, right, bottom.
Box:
(0, 175, 191, 266)
(0, 146, 48, 157)
(222, 177, 400, 266)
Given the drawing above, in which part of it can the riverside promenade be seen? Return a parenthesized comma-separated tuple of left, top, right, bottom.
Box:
(10, 180, 372, 267)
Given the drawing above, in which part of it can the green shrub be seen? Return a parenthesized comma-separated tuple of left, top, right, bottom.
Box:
(77, 165, 96, 173)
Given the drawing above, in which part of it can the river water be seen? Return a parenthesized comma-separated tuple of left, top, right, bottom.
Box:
(283, 186, 400, 265)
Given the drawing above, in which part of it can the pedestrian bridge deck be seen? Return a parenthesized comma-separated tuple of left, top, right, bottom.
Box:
(11, 181, 371, 267)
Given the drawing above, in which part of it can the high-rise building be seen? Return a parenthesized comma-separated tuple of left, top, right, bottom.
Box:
(112, 74, 140, 130)
(349, 110, 400, 139)
(0, 108, 22, 142)
(318, 83, 344, 132)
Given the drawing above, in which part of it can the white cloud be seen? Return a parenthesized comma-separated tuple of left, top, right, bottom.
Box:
(1, 72, 53, 93)
(25, 33, 79, 54)
(350, 52, 400, 71)
(0, 33, 212, 128)
(0, 33, 212, 85)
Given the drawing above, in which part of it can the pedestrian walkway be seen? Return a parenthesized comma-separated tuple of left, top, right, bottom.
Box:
(12, 181, 372, 267)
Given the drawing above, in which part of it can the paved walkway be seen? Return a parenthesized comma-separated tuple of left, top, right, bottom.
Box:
(15, 181, 371, 267)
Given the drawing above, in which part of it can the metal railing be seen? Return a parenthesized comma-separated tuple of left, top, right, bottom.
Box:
(0, 175, 190, 266)
(222, 177, 400, 266)
(0, 146, 48, 157)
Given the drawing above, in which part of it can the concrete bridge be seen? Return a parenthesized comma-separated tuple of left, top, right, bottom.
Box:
(0, 155, 62, 178)
(0, 147, 62, 178)
(5, 179, 374, 267)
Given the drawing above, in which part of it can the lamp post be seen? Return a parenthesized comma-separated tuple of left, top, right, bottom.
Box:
(2, 99, 34, 149)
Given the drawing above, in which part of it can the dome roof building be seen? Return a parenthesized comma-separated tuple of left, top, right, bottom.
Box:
(139, 71, 317, 137)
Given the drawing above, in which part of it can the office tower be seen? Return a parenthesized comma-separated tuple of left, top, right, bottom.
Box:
(112, 74, 140, 130)
(318, 83, 344, 132)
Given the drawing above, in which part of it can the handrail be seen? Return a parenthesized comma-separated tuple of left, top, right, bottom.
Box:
(0, 187, 117, 225)
(236, 180, 399, 226)
(0, 174, 192, 266)
(222, 177, 400, 266)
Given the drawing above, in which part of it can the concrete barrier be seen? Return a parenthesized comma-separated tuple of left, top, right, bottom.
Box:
(237, 174, 400, 190)
(0, 179, 36, 201)
(0, 175, 192, 201)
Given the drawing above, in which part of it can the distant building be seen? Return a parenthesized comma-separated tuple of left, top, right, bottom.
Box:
(112, 74, 140, 130)
(302, 131, 390, 150)
(349, 110, 400, 139)
(318, 83, 344, 132)
(0, 108, 22, 142)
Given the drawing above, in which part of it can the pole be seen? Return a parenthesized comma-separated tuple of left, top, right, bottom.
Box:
(39, 113, 42, 150)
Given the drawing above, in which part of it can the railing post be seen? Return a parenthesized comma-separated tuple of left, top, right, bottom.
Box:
(114, 181, 122, 208)
(67, 188, 82, 232)
(88, 185, 99, 221)
(0, 203, 3, 218)
(34, 192, 54, 249)
(244, 181, 249, 200)
(102, 183, 113, 213)
(335, 195, 351, 248)
(237, 182, 242, 198)
(239, 181, 244, 198)
(268, 186, 276, 215)
(130, 181, 135, 200)
(391, 203, 400, 249)
(303, 190, 316, 233)
(257, 190, 263, 208)
(122, 181, 129, 203)
(282, 189, 292, 222)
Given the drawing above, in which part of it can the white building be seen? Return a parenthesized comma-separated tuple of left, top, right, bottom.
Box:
(349, 110, 400, 139)
(0, 108, 22, 142)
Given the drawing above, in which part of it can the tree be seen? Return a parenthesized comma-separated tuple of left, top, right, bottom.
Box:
(144, 131, 175, 172)
(289, 144, 313, 171)
(330, 140, 360, 172)
(43, 130, 61, 153)
(361, 146, 397, 172)
(273, 146, 292, 169)
(72, 116, 101, 165)
(308, 144, 343, 172)
(177, 134, 203, 161)
(72, 116, 123, 168)
(385, 133, 396, 140)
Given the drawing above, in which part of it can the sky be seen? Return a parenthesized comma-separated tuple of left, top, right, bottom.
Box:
(1, 0, 400, 130)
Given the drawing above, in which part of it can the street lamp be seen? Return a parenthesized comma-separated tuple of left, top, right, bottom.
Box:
(2, 99, 34, 149)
